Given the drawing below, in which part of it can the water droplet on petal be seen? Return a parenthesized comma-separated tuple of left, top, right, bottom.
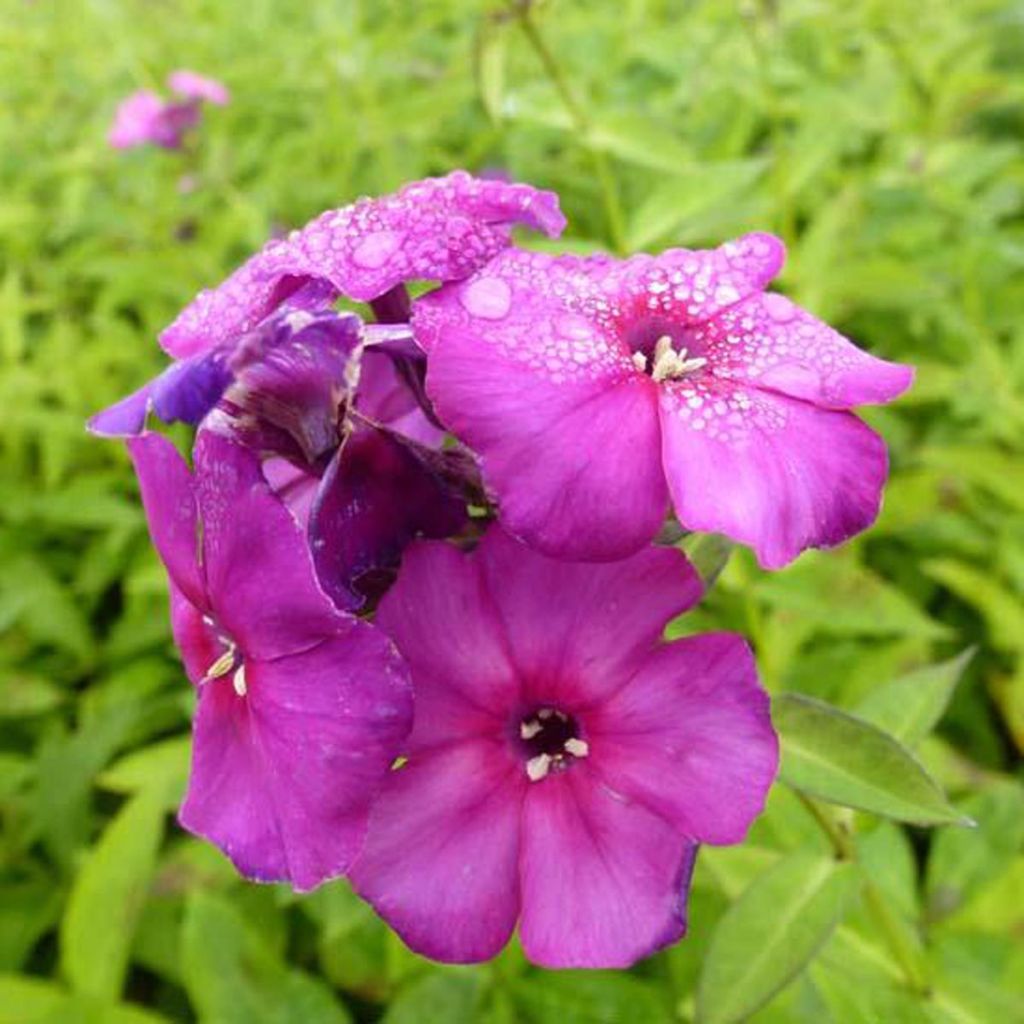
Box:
(460, 276, 512, 319)
(352, 230, 405, 269)
(763, 293, 796, 322)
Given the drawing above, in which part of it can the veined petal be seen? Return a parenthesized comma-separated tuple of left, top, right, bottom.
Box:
(691, 292, 914, 408)
(519, 765, 697, 968)
(161, 172, 565, 358)
(591, 634, 777, 844)
(180, 622, 411, 891)
(659, 378, 889, 568)
(350, 739, 523, 963)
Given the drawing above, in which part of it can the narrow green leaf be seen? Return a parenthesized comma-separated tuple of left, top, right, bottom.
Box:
(474, 20, 506, 123)
(923, 559, 1024, 653)
(59, 788, 165, 1000)
(697, 851, 857, 1024)
(682, 533, 734, 589)
(855, 649, 974, 747)
(98, 734, 190, 808)
(774, 694, 969, 826)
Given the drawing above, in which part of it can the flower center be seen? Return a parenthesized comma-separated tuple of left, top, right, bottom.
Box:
(632, 335, 707, 382)
(518, 707, 588, 782)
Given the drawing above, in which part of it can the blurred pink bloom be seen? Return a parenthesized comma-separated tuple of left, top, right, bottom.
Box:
(168, 69, 231, 106)
(108, 89, 198, 150)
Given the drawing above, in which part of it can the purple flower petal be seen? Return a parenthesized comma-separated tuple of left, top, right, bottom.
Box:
(108, 90, 199, 150)
(350, 740, 523, 962)
(160, 171, 566, 358)
(592, 633, 777, 844)
(518, 766, 697, 968)
(309, 426, 466, 611)
(658, 379, 889, 568)
(180, 621, 411, 891)
(167, 69, 230, 106)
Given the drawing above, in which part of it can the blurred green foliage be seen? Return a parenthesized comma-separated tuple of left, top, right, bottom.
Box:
(1, 0, 1023, 1020)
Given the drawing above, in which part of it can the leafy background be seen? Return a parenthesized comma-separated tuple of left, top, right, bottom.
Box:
(2, 0, 1023, 1021)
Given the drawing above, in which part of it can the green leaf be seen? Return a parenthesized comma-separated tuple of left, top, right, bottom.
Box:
(0, 974, 172, 1024)
(696, 851, 857, 1024)
(383, 971, 483, 1024)
(474, 18, 506, 124)
(512, 971, 673, 1024)
(59, 787, 166, 1000)
(98, 734, 191, 808)
(855, 649, 974, 747)
(0, 673, 63, 718)
(0, 881, 63, 971)
(182, 892, 351, 1024)
(774, 694, 969, 826)
(923, 559, 1024, 653)
(682, 533, 734, 589)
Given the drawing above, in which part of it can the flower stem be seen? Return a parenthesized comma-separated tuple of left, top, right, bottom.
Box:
(794, 790, 930, 997)
(511, 6, 627, 254)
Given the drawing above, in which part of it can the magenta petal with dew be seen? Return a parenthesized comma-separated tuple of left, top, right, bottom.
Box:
(518, 767, 697, 968)
(475, 529, 702, 705)
(350, 740, 523, 963)
(161, 171, 565, 358)
(180, 623, 411, 891)
(376, 541, 519, 737)
(689, 292, 914, 409)
(591, 634, 777, 845)
(192, 431, 342, 659)
(659, 379, 889, 569)
(127, 434, 206, 610)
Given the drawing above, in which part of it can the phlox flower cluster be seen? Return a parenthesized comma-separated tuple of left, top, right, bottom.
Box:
(92, 171, 911, 967)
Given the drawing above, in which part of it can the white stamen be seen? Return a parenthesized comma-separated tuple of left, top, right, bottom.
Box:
(520, 719, 543, 740)
(631, 351, 648, 372)
(649, 335, 708, 382)
(538, 708, 553, 720)
(526, 753, 552, 782)
(203, 647, 236, 682)
(232, 665, 247, 697)
(564, 738, 589, 758)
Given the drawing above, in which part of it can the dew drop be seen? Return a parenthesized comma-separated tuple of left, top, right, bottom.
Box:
(460, 276, 512, 319)
(352, 230, 405, 269)
(763, 292, 796, 322)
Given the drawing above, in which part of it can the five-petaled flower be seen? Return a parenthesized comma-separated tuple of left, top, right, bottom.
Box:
(128, 429, 412, 891)
(414, 236, 914, 568)
(349, 527, 778, 968)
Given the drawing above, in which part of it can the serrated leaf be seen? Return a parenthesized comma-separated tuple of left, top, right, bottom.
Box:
(697, 851, 857, 1024)
(59, 787, 166, 1000)
(774, 694, 968, 826)
(855, 649, 974, 747)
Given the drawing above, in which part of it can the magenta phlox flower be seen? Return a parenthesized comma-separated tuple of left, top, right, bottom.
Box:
(159, 171, 566, 359)
(414, 236, 914, 567)
(128, 429, 412, 890)
(349, 526, 778, 967)
(108, 89, 200, 150)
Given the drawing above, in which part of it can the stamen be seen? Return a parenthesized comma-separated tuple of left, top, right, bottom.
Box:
(526, 753, 552, 782)
(520, 719, 543, 740)
(632, 351, 648, 372)
(203, 647, 236, 682)
(538, 708, 553, 720)
(232, 665, 247, 697)
(649, 335, 708, 383)
(564, 737, 589, 758)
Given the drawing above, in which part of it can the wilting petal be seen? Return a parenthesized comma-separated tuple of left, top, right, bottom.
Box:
(167, 69, 230, 105)
(421, 259, 667, 558)
(180, 623, 412, 891)
(659, 378, 888, 568)
(192, 431, 341, 659)
(475, 529, 702, 705)
(519, 766, 697, 968)
(309, 427, 465, 611)
(691, 292, 914, 408)
(161, 172, 565, 358)
(591, 634, 776, 844)
(126, 433, 206, 610)
(376, 540, 519, 742)
(350, 739, 523, 962)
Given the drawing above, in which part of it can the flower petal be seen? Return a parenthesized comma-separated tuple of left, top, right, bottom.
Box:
(180, 623, 412, 891)
(518, 766, 697, 968)
(308, 426, 466, 611)
(350, 739, 523, 963)
(376, 540, 518, 743)
(659, 378, 889, 568)
(192, 430, 341, 659)
(161, 172, 565, 358)
(475, 527, 702, 706)
(591, 634, 777, 845)
(691, 292, 914, 408)
(126, 433, 206, 610)
(167, 69, 230, 106)
(170, 583, 223, 686)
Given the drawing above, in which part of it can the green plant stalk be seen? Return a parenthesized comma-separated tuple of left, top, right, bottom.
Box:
(794, 790, 931, 997)
(512, 7, 627, 253)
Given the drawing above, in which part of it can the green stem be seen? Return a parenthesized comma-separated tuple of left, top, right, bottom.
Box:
(795, 791, 930, 997)
(512, 6, 627, 253)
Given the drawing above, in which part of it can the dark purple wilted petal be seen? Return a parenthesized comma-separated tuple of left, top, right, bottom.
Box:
(309, 427, 466, 611)
(160, 171, 566, 358)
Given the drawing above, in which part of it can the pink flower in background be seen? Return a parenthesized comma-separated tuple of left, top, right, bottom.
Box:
(168, 68, 230, 106)
(128, 430, 412, 891)
(107, 89, 199, 150)
(415, 235, 914, 568)
(350, 527, 778, 967)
